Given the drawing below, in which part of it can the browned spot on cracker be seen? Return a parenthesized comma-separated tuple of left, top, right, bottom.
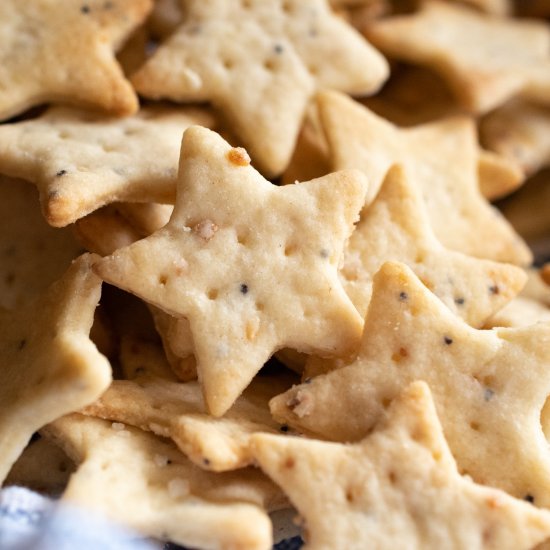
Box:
(226, 147, 251, 166)
(392, 347, 408, 363)
(286, 389, 314, 418)
(193, 220, 218, 241)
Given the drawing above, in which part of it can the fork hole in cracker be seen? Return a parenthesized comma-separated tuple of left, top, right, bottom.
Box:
(222, 58, 234, 70)
(158, 274, 168, 286)
(469, 421, 481, 432)
(236, 231, 249, 246)
(264, 59, 276, 72)
(207, 288, 219, 300)
(284, 243, 297, 257)
(281, 0, 293, 14)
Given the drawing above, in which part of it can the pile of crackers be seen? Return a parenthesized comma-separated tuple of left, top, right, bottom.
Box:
(1, 0, 550, 548)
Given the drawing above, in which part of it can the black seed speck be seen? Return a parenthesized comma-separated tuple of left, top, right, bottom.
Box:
(484, 388, 495, 401)
(399, 291, 408, 302)
(320, 249, 329, 258)
(81, 5, 90, 13)
(525, 494, 535, 504)
(280, 425, 289, 433)
(56, 169, 67, 177)
(274, 43, 284, 54)
(240, 283, 249, 295)
(489, 285, 500, 295)
(454, 297, 465, 306)
(443, 336, 453, 345)
(203, 458, 211, 466)
(304, 377, 312, 384)
(18, 339, 26, 350)
(167, 460, 172, 465)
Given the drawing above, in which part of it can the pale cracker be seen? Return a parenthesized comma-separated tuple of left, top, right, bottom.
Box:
(0, 105, 214, 226)
(317, 90, 531, 264)
(0, 0, 152, 120)
(307, 165, 526, 376)
(131, 0, 389, 175)
(94, 126, 367, 417)
(43, 414, 278, 550)
(0, 254, 111, 484)
(271, 262, 550, 505)
(82, 337, 297, 471)
(0, 176, 83, 310)
(255, 382, 550, 550)
(367, 0, 550, 113)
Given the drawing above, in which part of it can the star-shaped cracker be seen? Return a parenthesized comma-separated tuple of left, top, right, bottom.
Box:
(0, 254, 111, 484)
(81, 337, 296, 471)
(366, 0, 550, 114)
(340, 164, 526, 327)
(317, 90, 531, 265)
(271, 261, 550, 504)
(94, 126, 367, 416)
(43, 414, 280, 550)
(481, 100, 550, 177)
(131, 0, 389, 175)
(255, 382, 550, 550)
(0, 105, 213, 226)
(0, 0, 153, 120)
